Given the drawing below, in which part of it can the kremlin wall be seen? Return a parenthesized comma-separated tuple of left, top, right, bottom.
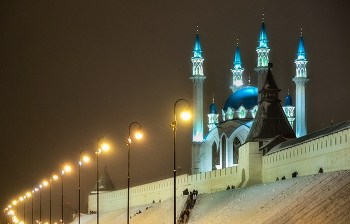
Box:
(88, 121, 350, 213)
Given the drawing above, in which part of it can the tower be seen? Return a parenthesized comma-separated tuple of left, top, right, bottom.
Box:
(293, 27, 309, 137)
(245, 66, 296, 143)
(207, 95, 219, 131)
(282, 90, 296, 129)
(230, 37, 245, 93)
(254, 11, 270, 101)
(190, 28, 206, 142)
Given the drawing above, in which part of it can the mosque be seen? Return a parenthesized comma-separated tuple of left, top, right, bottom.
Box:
(88, 17, 350, 214)
(190, 16, 308, 174)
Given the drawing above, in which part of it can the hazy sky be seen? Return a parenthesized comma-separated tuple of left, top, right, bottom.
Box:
(1, 1, 349, 223)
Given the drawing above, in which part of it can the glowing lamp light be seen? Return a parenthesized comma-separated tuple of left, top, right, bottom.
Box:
(43, 181, 49, 186)
(12, 201, 17, 205)
(135, 132, 143, 139)
(19, 197, 23, 201)
(102, 144, 109, 151)
(83, 156, 89, 162)
(64, 165, 71, 172)
(26, 192, 31, 197)
(181, 111, 191, 120)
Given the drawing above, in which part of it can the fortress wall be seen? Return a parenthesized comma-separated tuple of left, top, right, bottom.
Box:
(88, 165, 242, 213)
(262, 129, 350, 183)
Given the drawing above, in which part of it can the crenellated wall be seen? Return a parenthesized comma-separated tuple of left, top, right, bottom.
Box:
(88, 164, 243, 213)
(89, 128, 350, 214)
(262, 129, 350, 182)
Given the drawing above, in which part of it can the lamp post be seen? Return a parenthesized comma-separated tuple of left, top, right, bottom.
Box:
(39, 178, 48, 224)
(32, 184, 38, 224)
(49, 171, 58, 224)
(61, 162, 71, 224)
(96, 137, 109, 224)
(125, 122, 143, 224)
(79, 150, 89, 224)
(170, 99, 190, 224)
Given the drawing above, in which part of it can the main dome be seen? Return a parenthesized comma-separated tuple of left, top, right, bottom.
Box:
(224, 86, 258, 111)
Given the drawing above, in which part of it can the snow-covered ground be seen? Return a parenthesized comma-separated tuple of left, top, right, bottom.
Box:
(71, 170, 350, 224)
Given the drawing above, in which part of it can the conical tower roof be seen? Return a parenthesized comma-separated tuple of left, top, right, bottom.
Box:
(93, 166, 116, 192)
(245, 67, 295, 142)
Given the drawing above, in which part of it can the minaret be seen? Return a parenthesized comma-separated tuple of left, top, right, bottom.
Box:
(282, 89, 296, 129)
(254, 10, 270, 101)
(190, 26, 206, 142)
(293, 26, 309, 137)
(207, 95, 219, 131)
(230, 36, 245, 93)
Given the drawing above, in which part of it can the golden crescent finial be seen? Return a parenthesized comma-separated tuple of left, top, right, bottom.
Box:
(262, 8, 265, 22)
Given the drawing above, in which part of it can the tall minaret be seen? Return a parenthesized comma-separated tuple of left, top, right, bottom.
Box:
(254, 10, 270, 101)
(230, 36, 245, 93)
(293, 27, 309, 137)
(282, 89, 296, 129)
(190, 26, 206, 142)
(207, 95, 219, 131)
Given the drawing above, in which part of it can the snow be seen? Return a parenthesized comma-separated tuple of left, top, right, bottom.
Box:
(71, 170, 350, 224)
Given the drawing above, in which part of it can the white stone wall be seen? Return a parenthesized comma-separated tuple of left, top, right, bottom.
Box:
(89, 165, 243, 213)
(89, 128, 350, 214)
(262, 129, 350, 183)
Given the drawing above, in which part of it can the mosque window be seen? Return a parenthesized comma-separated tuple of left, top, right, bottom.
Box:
(222, 136, 226, 168)
(233, 137, 241, 164)
(212, 142, 219, 170)
(238, 106, 246, 118)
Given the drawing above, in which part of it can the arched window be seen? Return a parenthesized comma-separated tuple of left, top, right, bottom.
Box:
(212, 142, 219, 170)
(233, 137, 241, 164)
(222, 136, 226, 168)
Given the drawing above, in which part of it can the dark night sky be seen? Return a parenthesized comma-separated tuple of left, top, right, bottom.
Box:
(1, 0, 350, 222)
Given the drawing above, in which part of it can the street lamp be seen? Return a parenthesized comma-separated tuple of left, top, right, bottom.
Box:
(40, 178, 49, 224)
(50, 171, 58, 224)
(32, 184, 39, 224)
(79, 150, 89, 224)
(96, 137, 109, 224)
(125, 122, 142, 224)
(170, 99, 190, 224)
(61, 162, 71, 224)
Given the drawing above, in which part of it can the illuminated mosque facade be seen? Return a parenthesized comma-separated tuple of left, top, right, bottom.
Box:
(89, 16, 350, 214)
(190, 17, 309, 174)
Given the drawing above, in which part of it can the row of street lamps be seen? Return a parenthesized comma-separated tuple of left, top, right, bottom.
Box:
(4, 98, 190, 224)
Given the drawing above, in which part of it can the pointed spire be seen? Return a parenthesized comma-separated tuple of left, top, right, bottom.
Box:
(193, 23, 202, 58)
(258, 8, 268, 48)
(209, 94, 217, 114)
(297, 25, 306, 60)
(234, 35, 242, 69)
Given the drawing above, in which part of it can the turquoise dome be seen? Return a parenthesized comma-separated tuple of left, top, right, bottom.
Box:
(224, 86, 258, 111)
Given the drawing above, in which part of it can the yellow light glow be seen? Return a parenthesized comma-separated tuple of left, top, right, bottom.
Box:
(26, 192, 31, 197)
(64, 165, 71, 172)
(12, 201, 17, 205)
(102, 144, 109, 151)
(181, 111, 191, 120)
(53, 175, 58, 180)
(43, 181, 48, 186)
(9, 210, 14, 214)
(135, 132, 143, 139)
(19, 197, 23, 201)
(83, 156, 89, 162)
